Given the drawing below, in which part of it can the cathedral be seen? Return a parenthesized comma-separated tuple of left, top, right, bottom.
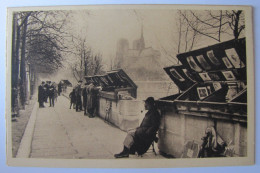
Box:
(114, 25, 162, 81)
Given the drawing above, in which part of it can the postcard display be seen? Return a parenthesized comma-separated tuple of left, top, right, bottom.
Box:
(157, 38, 247, 158)
(85, 69, 141, 131)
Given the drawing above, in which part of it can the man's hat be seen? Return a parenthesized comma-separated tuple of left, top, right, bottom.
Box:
(145, 97, 155, 105)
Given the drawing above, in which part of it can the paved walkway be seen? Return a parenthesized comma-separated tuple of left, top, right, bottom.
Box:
(29, 95, 164, 159)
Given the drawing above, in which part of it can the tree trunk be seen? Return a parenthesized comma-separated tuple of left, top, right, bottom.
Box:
(233, 11, 242, 39)
(19, 14, 29, 108)
(11, 13, 20, 114)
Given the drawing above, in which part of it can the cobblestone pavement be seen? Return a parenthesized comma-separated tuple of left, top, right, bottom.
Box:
(30, 95, 164, 159)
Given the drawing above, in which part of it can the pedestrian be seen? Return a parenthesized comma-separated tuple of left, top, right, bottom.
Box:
(58, 82, 62, 96)
(114, 97, 161, 158)
(82, 82, 88, 115)
(48, 82, 56, 107)
(38, 81, 45, 108)
(86, 81, 101, 118)
(44, 81, 50, 103)
(75, 80, 83, 112)
(69, 88, 76, 109)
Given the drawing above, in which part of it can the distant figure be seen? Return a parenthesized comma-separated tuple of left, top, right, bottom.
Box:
(38, 82, 45, 108)
(86, 82, 101, 118)
(82, 82, 88, 115)
(58, 82, 62, 96)
(44, 81, 50, 103)
(48, 82, 56, 107)
(69, 89, 76, 109)
(114, 97, 161, 158)
(75, 80, 83, 112)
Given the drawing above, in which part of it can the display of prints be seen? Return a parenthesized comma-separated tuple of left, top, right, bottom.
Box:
(170, 68, 185, 81)
(196, 55, 211, 70)
(199, 72, 212, 81)
(213, 82, 222, 91)
(187, 56, 202, 72)
(207, 50, 220, 65)
(197, 87, 209, 100)
(222, 57, 233, 68)
(182, 69, 196, 82)
(222, 71, 236, 80)
(225, 48, 245, 68)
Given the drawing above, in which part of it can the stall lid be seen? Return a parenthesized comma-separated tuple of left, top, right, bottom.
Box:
(84, 76, 96, 85)
(94, 75, 113, 87)
(176, 38, 246, 82)
(107, 69, 137, 89)
(164, 65, 195, 91)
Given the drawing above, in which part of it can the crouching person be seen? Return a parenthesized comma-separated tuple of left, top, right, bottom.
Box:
(114, 97, 161, 158)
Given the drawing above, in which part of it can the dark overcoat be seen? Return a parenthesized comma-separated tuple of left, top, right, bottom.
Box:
(131, 108, 161, 155)
(38, 85, 45, 102)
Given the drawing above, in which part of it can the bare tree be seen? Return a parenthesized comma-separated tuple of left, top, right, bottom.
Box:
(180, 10, 245, 42)
(11, 10, 70, 110)
(67, 36, 105, 82)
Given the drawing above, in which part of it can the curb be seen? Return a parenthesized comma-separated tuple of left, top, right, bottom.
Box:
(16, 101, 38, 158)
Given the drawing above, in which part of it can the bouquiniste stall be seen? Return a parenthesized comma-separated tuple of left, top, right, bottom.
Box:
(157, 38, 247, 158)
(85, 69, 142, 131)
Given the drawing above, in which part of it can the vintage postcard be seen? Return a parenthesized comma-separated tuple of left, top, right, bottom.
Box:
(5, 4, 254, 168)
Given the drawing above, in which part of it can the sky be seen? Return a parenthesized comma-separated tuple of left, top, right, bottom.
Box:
(67, 9, 178, 68)
(51, 8, 240, 84)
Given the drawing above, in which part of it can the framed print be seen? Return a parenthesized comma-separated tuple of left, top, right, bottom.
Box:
(207, 50, 221, 65)
(196, 55, 211, 70)
(186, 56, 202, 72)
(169, 68, 185, 81)
(222, 71, 236, 80)
(213, 82, 222, 91)
(197, 87, 209, 100)
(222, 57, 234, 68)
(199, 72, 212, 81)
(225, 48, 246, 68)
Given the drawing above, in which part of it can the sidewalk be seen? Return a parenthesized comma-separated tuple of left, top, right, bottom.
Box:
(29, 95, 165, 159)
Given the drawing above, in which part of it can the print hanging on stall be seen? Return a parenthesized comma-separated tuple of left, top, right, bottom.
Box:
(199, 72, 212, 81)
(222, 57, 234, 69)
(225, 48, 245, 68)
(197, 87, 209, 100)
(187, 56, 202, 72)
(196, 55, 211, 70)
(213, 82, 222, 91)
(222, 71, 236, 81)
(207, 50, 221, 65)
(169, 68, 185, 81)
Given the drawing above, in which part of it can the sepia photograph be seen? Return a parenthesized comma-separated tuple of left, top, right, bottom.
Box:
(5, 4, 254, 168)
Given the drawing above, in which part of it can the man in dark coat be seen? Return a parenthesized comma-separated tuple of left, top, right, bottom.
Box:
(75, 80, 83, 112)
(114, 97, 161, 158)
(86, 82, 101, 118)
(82, 82, 88, 115)
(58, 82, 62, 96)
(48, 82, 56, 107)
(69, 89, 76, 109)
(44, 81, 50, 103)
(38, 81, 45, 108)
